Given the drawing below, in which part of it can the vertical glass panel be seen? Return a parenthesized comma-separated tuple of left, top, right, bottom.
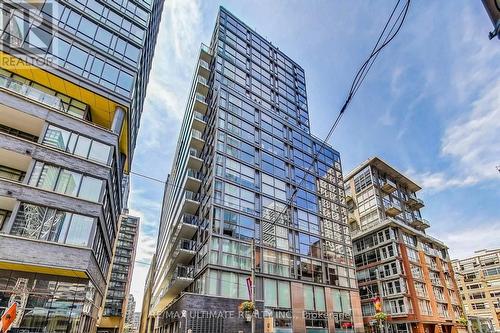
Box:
(36, 164, 59, 190)
(11, 204, 43, 239)
(88, 141, 111, 164)
(43, 125, 70, 150)
(264, 279, 277, 307)
(51, 212, 71, 243)
(220, 272, 237, 298)
(38, 208, 57, 241)
(208, 270, 218, 295)
(74, 136, 91, 158)
(277, 280, 291, 308)
(28, 161, 43, 186)
(314, 286, 326, 311)
(65, 214, 93, 246)
(332, 289, 342, 311)
(304, 284, 314, 310)
(78, 176, 102, 201)
(55, 169, 82, 197)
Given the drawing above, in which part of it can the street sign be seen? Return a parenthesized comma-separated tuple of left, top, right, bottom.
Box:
(1, 303, 17, 333)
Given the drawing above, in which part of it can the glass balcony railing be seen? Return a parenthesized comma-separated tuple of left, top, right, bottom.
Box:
(191, 129, 203, 140)
(195, 92, 206, 103)
(180, 214, 200, 226)
(201, 43, 212, 55)
(199, 59, 209, 70)
(197, 75, 208, 86)
(178, 239, 196, 252)
(187, 169, 200, 180)
(0, 75, 63, 111)
(184, 191, 199, 202)
(193, 111, 207, 122)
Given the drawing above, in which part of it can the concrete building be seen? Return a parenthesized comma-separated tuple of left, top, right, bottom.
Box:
(145, 6, 363, 333)
(97, 214, 140, 333)
(452, 249, 500, 332)
(0, 0, 163, 331)
(345, 157, 463, 333)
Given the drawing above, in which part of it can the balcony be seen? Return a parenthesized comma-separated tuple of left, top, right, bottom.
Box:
(384, 201, 402, 217)
(197, 59, 210, 79)
(178, 214, 199, 239)
(171, 239, 196, 266)
(200, 43, 213, 63)
(185, 169, 202, 192)
(194, 92, 208, 115)
(195, 75, 209, 96)
(379, 178, 397, 193)
(187, 148, 203, 170)
(191, 111, 207, 132)
(189, 129, 205, 151)
(0, 75, 63, 112)
(156, 265, 194, 313)
(345, 194, 353, 203)
(348, 214, 357, 224)
(404, 193, 424, 209)
(181, 191, 200, 215)
(410, 216, 430, 230)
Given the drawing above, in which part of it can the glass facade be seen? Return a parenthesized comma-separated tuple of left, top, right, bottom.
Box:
(151, 7, 359, 333)
(102, 215, 139, 318)
(0, 0, 163, 332)
(0, 269, 100, 333)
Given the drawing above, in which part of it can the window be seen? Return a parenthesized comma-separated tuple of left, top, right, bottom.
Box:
(29, 161, 104, 202)
(264, 279, 290, 308)
(10, 203, 94, 246)
(42, 125, 111, 164)
(304, 285, 325, 311)
(262, 173, 286, 201)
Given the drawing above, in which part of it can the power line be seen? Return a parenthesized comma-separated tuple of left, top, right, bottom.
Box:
(266, 0, 411, 231)
(131, 0, 411, 277)
(130, 171, 167, 184)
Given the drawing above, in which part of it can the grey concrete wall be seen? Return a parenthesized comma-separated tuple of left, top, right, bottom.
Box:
(0, 234, 106, 293)
(0, 132, 111, 179)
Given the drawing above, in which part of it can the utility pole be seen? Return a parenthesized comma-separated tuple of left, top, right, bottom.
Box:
(251, 238, 256, 333)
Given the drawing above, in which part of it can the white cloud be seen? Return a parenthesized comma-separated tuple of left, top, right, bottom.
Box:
(406, 5, 500, 191)
(435, 220, 500, 260)
(441, 79, 500, 181)
(127, 0, 203, 310)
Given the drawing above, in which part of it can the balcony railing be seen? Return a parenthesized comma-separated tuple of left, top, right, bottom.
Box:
(384, 200, 402, 217)
(178, 239, 196, 252)
(0, 75, 64, 111)
(379, 178, 397, 193)
(169, 265, 194, 287)
(180, 214, 200, 227)
(184, 191, 199, 202)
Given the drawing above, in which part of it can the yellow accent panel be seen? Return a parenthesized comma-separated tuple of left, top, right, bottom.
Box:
(0, 52, 130, 172)
(0, 260, 88, 279)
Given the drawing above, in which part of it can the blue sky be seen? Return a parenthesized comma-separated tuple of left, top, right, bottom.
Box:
(128, 1, 500, 307)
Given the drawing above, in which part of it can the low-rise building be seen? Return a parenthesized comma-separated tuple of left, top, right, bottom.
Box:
(345, 157, 463, 333)
(452, 249, 500, 332)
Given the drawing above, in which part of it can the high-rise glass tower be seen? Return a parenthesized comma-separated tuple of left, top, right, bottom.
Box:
(146, 7, 363, 333)
(0, 0, 164, 331)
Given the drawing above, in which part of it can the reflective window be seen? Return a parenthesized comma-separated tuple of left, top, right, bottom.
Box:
(43, 125, 112, 165)
(29, 161, 104, 202)
(10, 203, 94, 247)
